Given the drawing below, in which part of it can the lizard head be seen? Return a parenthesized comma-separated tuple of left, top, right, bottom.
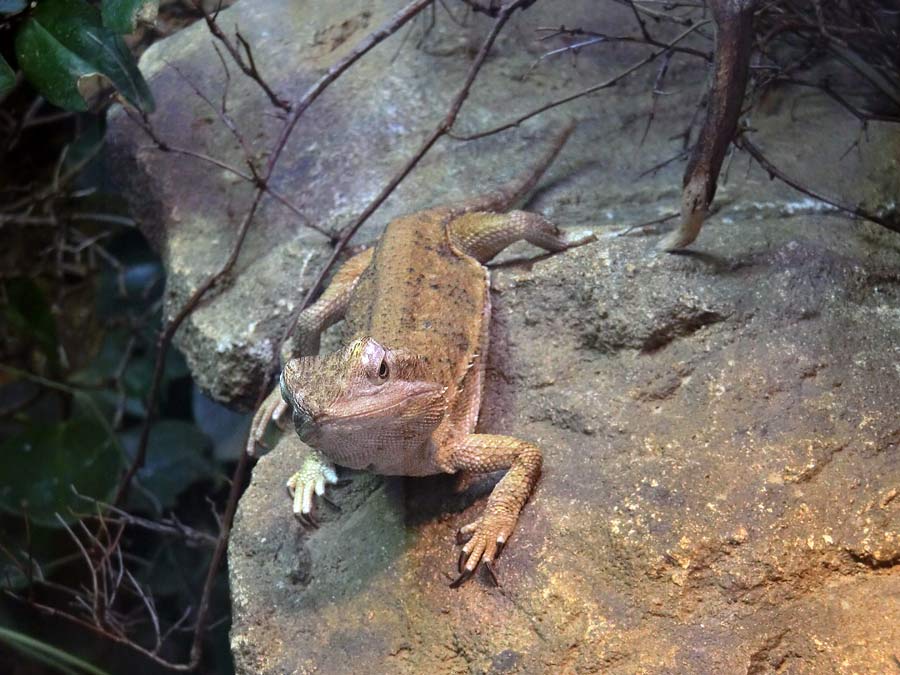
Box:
(280, 337, 446, 453)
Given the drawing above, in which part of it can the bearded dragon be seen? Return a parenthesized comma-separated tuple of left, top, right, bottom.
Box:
(247, 125, 593, 586)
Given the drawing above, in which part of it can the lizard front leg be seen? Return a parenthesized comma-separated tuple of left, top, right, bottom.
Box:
(442, 434, 542, 587)
(283, 440, 338, 527)
(285, 246, 373, 359)
(246, 247, 373, 456)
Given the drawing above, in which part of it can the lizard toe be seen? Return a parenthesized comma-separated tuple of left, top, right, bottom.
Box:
(451, 510, 517, 587)
(247, 389, 287, 456)
(286, 455, 338, 527)
(456, 518, 480, 545)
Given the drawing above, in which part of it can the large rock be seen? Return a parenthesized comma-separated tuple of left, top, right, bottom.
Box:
(105, 0, 898, 410)
(230, 216, 900, 673)
(105, 0, 900, 672)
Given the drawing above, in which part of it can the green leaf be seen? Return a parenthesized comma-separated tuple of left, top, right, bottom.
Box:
(0, 0, 27, 16)
(121, 420, 216, 511)
(0, 416, 120, 527)
(2, 278, 59, 368)
(141, 541, 212, 598)
(0, 54, 15, 99)
(102, 0, 159, 34)
(0, 627, 111, 675)
(14, 0, 155, 112)
(63, 113, 106, 174)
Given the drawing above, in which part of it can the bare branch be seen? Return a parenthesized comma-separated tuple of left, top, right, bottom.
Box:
(264, 0, 435, 182)
(449, 19, 711, 141)
(659, 0, 759, 251)
(125, 110, 333, 239)
(166, 60, 260, 179)
(736, 132, 900, 234)
(194, 1, 290, 111)
(55, 514, 101, 625)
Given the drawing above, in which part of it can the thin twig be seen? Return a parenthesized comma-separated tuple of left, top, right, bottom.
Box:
(72, 489, 217, 547)
(126, 110, 333, 238)
(736, 132, 900, 233)
(448, 19, 711, 141)
(533, 21, 710, 61)
(263, 0, 435, 183)
(4, 592, 196, 671)
(166, 60, 260, 179)
(615, 211, 680, 237)
(194, 0, 290, 111)
(55, 515, 101, 625)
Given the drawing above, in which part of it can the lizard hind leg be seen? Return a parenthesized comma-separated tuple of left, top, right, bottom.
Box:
(448, 210, 594, 265)
(441, 434, 543, 587)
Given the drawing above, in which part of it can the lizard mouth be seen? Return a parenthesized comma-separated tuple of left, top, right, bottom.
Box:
(317, 382, 444, 425)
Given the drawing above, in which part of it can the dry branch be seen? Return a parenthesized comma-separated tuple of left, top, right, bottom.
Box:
(736, 132, 900, 234)
(659, 0, 760, 251)
(195, 0, 290, 111)
(449, 19, 711, 141)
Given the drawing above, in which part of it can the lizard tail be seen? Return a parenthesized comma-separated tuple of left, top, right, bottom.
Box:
(461, 120, 577, 213)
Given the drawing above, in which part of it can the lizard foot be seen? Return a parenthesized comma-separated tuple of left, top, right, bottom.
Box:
(450, 511, 516, 588)
(285, 453, 338, 526)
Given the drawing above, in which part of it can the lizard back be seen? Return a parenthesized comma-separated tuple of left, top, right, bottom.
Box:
(343, 207, 488, 410)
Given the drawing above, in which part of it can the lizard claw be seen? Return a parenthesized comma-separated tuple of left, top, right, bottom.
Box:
(284, 481, 319, 528)
(294, 510, 319, 529)
(449, 558, 501, 588)
(563, 229, 597, 249)
(483, 559, 500, 587)
(450, 511, 516, 588)
(449, 567, 476, 589)
(452, 546, 500, 586)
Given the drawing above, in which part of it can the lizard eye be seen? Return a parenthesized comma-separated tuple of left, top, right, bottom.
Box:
(378, 358, 389, 379)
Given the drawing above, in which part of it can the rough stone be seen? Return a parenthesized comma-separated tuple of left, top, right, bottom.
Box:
(105, 0, 898, 410)
(231, 215, 900, 674)
(104, 0, 900, 672)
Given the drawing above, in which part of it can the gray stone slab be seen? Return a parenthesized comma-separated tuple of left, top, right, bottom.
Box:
(103, 1, 900, 672)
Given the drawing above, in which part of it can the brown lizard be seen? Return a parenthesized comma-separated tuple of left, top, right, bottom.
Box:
(247, 125, 593, 586)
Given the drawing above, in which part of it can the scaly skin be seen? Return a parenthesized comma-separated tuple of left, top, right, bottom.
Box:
(247, 125, 594, 586)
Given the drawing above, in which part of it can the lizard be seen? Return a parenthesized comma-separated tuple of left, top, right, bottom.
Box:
(247, 124, 593, 586)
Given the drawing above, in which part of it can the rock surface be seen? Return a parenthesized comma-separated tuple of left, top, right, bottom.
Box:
(104, 0, 900, 673)
(231, 217, 900, 674)
(105, 0, 898, 410)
